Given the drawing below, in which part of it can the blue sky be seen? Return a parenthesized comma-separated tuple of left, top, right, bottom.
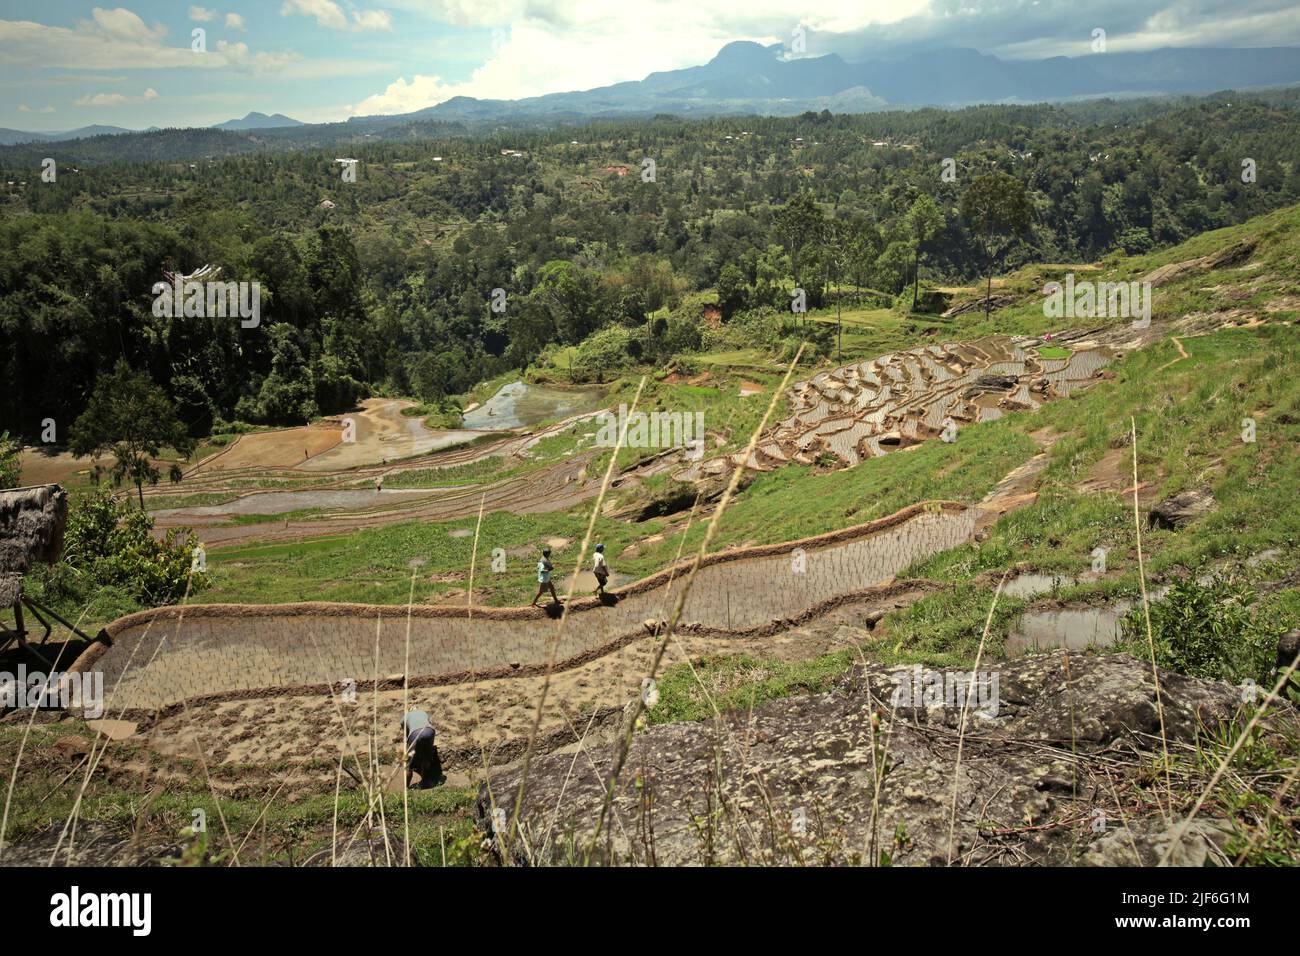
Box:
(4, 1, 1299, 131)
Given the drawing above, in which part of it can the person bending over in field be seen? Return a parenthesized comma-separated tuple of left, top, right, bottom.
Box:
(401, 709, 443, 790)
(531, 546, 561, 607)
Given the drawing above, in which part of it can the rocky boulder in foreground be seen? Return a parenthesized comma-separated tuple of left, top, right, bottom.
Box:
(479, 652, 1282, 866)
(1148, 486, 1217, 530)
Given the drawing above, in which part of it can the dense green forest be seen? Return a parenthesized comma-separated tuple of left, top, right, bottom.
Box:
(2, 91, 1298, 441)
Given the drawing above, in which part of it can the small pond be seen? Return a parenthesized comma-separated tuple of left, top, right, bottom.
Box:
(462, 381, 604, 430)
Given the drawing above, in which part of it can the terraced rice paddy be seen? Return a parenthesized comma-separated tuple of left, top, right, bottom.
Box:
(75, 504, 976, 716)
(677, 334, 1112, 479)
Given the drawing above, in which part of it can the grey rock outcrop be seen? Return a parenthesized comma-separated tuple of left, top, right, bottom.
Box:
(1148, 487, 1217, 530)
(479, 652, 1268, 866)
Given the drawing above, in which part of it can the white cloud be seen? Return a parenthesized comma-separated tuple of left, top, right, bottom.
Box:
(213, 39, 302, 73)
(12, 73, 127, 86)
(351, 10, 394, 31)
(85, 6, 166, 42)
(0, 7, 298, 73)
(282, 0, 347, 31)
(225, 12, 247, 31)
(382, 0, 923, 33)
(18, 104, 57, 113)
(995, 5, 1300, 58)
(0, 11, 186, 69)
(74, 86, 158, 107)
(188, 5, 217, 21)
(352, 74, 453, 114)
(280, 0, 393, 32)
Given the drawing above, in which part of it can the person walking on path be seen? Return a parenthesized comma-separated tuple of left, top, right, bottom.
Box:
(592, 543, 610, 597)
(531, 546, 561, 607)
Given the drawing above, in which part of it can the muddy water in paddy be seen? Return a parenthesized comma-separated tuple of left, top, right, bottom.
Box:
(300, 399, 484, 471)
(1005, 585, 1171, 654)
(1005, 605, 1131, 654)
(463, 381, 605, 430)
(1001, 573, 1079, 600)
(1003, 557, 1276, 655)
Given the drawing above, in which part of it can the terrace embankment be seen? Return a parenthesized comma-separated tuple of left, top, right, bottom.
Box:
(72, 502, 976, 718)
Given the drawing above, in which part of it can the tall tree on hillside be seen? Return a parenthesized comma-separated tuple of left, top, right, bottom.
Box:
(716, 263, 748, 320)
(534, 260, 606, 344)
(774, 191, 826, 313)
(821, 219, 856, 358)
(70, 361, 192, 510)
(960, 172, 1032, 320)
(904, 194, 945, 311)
(504, 298, 559, 370)
(845, 217, 883, 294)
(308, 227, 370, 387)
(238, 324, 317, 423)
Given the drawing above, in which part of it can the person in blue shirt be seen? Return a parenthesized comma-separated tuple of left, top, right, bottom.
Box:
(531, 546, 561, 608)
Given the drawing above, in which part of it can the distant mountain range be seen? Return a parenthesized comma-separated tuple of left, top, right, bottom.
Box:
(0, 112, 302, 146)
(0, 124, 139, 146)
(212, 112, 305, 131)
(371, 42, 1300, 122)
(2, 43, 1299, 152)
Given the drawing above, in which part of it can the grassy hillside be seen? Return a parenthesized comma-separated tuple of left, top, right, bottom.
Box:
(188, 204, 1299, 613)
(5, 202, 1297, 870)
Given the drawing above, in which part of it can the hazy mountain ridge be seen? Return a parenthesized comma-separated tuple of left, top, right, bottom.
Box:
(0, 112, 304, 146)
(385, 42, 1300, 121)
(213, 112, 306, 131)
(0, 125, 135, 146)
(3, 42, 1298, 155)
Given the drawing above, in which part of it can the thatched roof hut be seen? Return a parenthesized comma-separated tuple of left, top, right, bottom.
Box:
(0, 485, 69, 585)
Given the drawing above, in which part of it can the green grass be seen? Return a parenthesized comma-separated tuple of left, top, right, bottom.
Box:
(650, 652, 857, 725)
(0, 721, 481, 866)
(400, 402, 463, 430)
(913, 325, 1300, 586)
(692, 348, 771, 369)
(1036, 345, 1073, 359)
(653, 320, 1300, 729)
